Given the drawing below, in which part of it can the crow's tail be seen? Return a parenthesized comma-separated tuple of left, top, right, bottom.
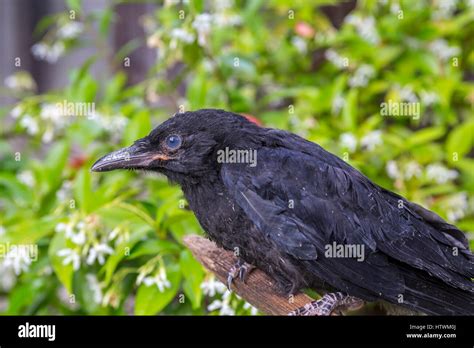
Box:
(398, 265, 474, 315)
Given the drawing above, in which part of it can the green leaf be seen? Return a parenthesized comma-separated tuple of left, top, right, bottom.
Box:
(179, 250, 204, 309)
(446, 122, 474, 163)
(114, 39, 142, 63)
(77, 74, 98, 103)
(4, 216, 57, 244)
(128, 240, 181, 260)
(0, 172, 33, 206)
(66, 0, 82, 12)
(68, 57, 96, 100)
(404, 127, 445, 150)
(49, 232, 74, 293)
(102, 226, 149, 286)
(6, 278, 50, 315)
(104, 72, 127, 103)
(44, 141, 70, 191)
(342, 89, 358, 131)
(189, 0, 204, 13)
(74, 168, 93, 213)
(134, 265, 181, 315)
(99, 8, 114, 37)
(187, 69, 209, 110)
(73, 271, 106, 314)
(115, 202, 156, 228)
(123, 110, 151, 146)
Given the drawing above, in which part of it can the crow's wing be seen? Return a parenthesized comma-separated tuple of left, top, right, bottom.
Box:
(221, 145, 473, 303)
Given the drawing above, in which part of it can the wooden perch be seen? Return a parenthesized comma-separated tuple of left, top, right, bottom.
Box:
(183, 234, 313, 315)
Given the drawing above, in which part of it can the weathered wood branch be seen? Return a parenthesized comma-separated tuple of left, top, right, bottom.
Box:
(183, 234, 313, 315)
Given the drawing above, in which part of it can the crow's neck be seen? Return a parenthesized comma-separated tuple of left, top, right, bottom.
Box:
(177, 173, 231, 237)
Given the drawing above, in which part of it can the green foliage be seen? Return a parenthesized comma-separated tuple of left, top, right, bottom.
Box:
(0, 0, 473, 315)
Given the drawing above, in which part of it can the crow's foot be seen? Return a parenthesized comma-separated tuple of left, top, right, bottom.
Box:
(226, 259, 255, 291)
(288, 292, 364, 316)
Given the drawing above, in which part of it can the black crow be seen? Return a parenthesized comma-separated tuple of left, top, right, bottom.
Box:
(91, 109, 474, 315)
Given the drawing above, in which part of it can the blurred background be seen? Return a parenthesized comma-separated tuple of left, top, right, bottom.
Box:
(0, 0, 473, 315)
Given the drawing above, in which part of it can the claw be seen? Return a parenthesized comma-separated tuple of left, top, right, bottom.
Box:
(238, 267, 246, 282)
(226, 259, 255, 291)
(226, 272, 234, 291)
(288, 292, 364, 316)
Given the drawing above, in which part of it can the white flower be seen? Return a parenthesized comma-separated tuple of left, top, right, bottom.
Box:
(390, 2, 401, 14)
(41, 126, 54, 143)
(57, 248, 81, 270)
(86, 243, 114, 265)
(108, 227, 129, 246)
(164, 0, 189, 6)
(332, 94, 346, 114)
(95, 114, 128, 134)
(19, 114, 39, 135)
(86, 274, 103, 304)
(4, 75, 19, 89)
(339, 133, 357, 152)
(57, 22, 84, 39)
(0, 225, 5, 236)
(192, 13, 213, 46)
(57, 286, 78, 309)
(349, 64, 375, 88)
(56, 180, 73, 201)
(291, 37, 307, 53)
(4, 74, 34, 91)
(426, 164, 458, 184)
(325, 49, 347, 69)
(428, 39, 460, 62)
(0, 262, 17, 291)
(201, 277, 227, 297)
(406, 37, 421, 50)
(243, 302, 258, 315)
(56, 221, 86, 245)
(207, 290, 235, 315)
(420, 90, 438, 106)
(55, 222, 67, 233)
(433, 0, 458, 19)
(345, 15, 380, 44)
(386, 161, 400, 180)
(108, 227, 121, 241)
(17, 170, 35, 187)
(11, 105, 23, 119)
(31, 42, 65, 63)
(404, 161, 422, 180)
(142, 268, 171, 292)
(213, 0, 234, 12)
(202, 58, 215, 72)
(40, 103, 68, 128)
(3, 245, 34, 275)
(360, 130, 382, 151)
(70, 229, 86, 245)
(214, 14, 241, 26)
(31, 43, 48, 60)
(399, 86, 418, 103)
(446, 193, 468, 222)
(169, 28, 195, 49)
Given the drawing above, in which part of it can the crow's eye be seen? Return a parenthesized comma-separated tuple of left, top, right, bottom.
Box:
(165, 134, 182, 150)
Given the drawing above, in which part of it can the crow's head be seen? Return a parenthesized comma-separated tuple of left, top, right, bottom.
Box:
(91, 109, 261, 182)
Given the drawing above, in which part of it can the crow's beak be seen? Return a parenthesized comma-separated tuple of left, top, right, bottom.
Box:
(91, 143, 169, 172)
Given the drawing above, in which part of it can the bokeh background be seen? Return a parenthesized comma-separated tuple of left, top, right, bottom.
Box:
(0, 0, 473, 315)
